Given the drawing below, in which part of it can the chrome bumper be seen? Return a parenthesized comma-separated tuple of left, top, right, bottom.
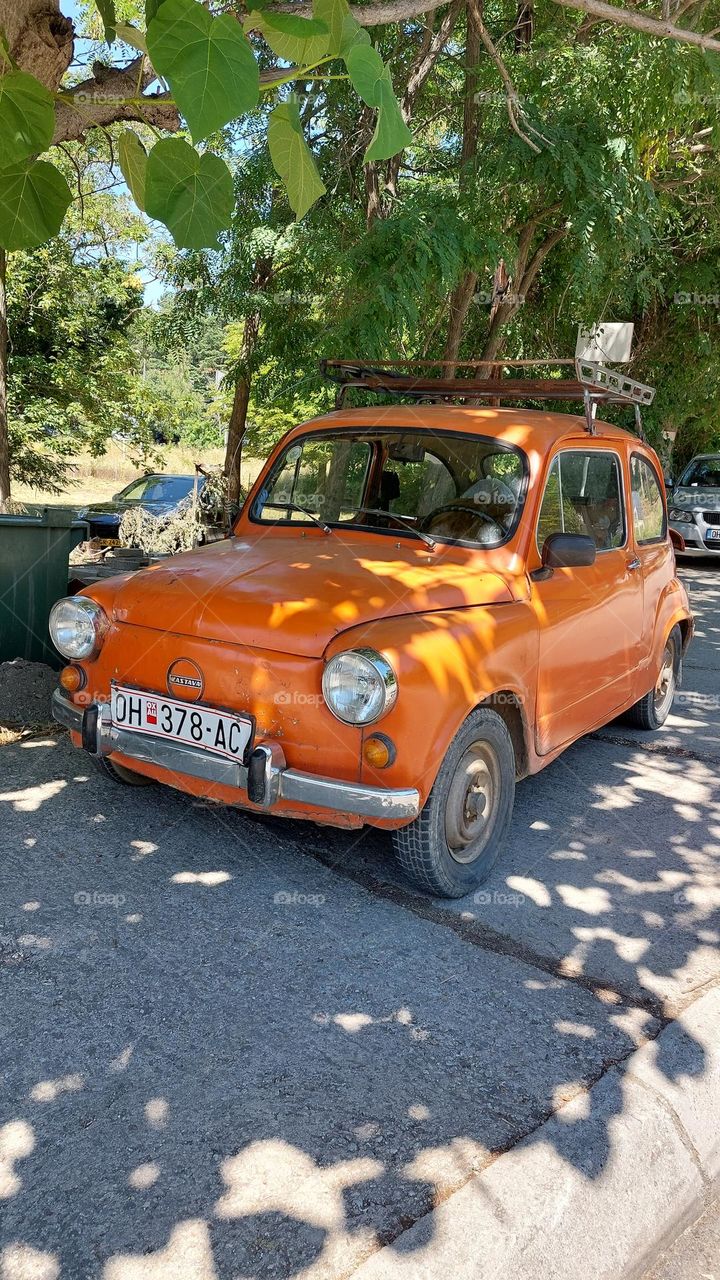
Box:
(52, 689, 420, 822)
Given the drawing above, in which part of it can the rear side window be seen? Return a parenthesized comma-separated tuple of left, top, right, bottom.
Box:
(631, 455, 667, 544)
(537, 451, 626, 552)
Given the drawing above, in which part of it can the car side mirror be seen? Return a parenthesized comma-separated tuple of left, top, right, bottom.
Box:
(111, 492, 122, 502)
(542, 532, 597, 570)
(664, 474, 673, 490)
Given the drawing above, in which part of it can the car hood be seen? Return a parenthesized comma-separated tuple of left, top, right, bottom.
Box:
(671, 486, 720, 511)
(85, 499, 177, 516)
(107, 532, 517, 658)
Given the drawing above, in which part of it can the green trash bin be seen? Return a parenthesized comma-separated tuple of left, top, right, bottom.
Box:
(0, 506, 88, 667)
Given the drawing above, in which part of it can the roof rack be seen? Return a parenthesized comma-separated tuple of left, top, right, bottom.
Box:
(320, 357, 655, 437)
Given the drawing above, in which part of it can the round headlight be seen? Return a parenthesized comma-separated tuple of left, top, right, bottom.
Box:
(49, 597, 107, 660)
(322, 648, 397, 726)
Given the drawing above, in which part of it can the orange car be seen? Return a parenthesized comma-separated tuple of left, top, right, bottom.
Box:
(50, 389, 693, 898)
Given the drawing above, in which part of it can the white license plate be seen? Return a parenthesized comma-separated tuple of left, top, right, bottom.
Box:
(110, 685, 253, 763)
(706, 528, 720, 541)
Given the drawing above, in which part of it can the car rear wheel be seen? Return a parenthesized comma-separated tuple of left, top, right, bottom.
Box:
(391, 707, 515, 898)
(622, 624, 682, 731)
(92, 755, 155, 786)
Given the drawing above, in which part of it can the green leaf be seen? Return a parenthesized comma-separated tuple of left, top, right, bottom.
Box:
(144, 138, 234, 248)
(268, 98, 326, 220)
(339, 11, 370, 55)
(250, 9, 329, 67)
(345, 45, 412, 162)
(146, 0, 162, 22)
(0, 159, 72, 249)
(118, 131, 148, 212)
(314, 0, 350, 55)
(116, 22, 148, 53)
(94, 0, 116, 42)
(147, 0, 259, 142)
(0, 71, 55, 166)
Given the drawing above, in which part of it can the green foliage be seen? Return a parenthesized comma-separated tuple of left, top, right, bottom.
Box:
(147, 0, 259, 142)
(118, 131, 148, 212)
(145, 139, 234, 248)
(345, 45, 412, 162)
(0, 72, 55, 166)
(248, 7, 330, 68)
(7, 242, 142, 489)
(268, 99, 326, 220)
(0, 160, 73, 250)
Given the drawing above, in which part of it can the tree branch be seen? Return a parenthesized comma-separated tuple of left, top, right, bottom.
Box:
(551, 0, 720, 51)
(52, 58, 180, 144)
(476, 16, 549, 153)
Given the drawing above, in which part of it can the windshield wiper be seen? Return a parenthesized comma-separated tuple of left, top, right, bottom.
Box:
(351, 508, 437, 550)
(266, 501, 332, 535)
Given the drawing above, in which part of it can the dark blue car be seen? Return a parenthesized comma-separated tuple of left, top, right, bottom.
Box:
(80, 474, 204, 544)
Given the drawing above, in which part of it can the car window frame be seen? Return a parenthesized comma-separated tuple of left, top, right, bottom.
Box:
(249, 427, 530, 552)
(535, 445, 629, 558)
(630, 451, 668, 546)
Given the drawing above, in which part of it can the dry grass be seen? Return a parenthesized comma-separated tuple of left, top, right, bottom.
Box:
(14, 441, 264, 509)
(0, 722, 62, 746)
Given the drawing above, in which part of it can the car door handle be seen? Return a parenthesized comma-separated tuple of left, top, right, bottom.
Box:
(627, 556, 641, 571)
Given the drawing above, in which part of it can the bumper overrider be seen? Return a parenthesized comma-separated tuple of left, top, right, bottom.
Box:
(52, 689, 420, 822)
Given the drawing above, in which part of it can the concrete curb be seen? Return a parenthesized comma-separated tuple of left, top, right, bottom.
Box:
(349, 988, 720, 1280)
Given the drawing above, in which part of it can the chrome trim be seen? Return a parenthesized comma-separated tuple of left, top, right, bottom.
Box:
(52, 690, 420, 821)
(52, 687, 83, 732)
(322, 648, 398, 726)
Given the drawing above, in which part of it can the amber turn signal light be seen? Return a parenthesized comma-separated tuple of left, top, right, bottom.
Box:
(59, 664, 86, 693)
(363, 733, 396, 769)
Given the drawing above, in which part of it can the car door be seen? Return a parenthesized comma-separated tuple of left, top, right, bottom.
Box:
(629, 451, 672, 668)
(530, 445, 644, 756)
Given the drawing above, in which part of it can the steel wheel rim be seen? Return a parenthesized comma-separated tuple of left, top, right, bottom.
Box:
(654, 641, 675, 718)
(445, 740, 500, 865)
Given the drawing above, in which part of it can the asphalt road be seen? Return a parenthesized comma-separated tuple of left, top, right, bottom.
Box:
(1, 560, 718, 1280)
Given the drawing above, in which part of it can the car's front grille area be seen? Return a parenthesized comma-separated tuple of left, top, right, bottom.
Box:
(703, 511, 720, 526)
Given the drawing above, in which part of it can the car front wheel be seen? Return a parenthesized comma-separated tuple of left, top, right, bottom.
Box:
(391, 707, 516, 898)
(92, 755, 155, 786)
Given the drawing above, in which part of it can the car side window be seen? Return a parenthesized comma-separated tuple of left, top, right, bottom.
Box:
(537, 451, 626, 552)
(631, 455, 667, 544)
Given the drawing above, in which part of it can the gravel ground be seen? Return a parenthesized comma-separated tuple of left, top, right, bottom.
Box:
(0, 659, 57, 731)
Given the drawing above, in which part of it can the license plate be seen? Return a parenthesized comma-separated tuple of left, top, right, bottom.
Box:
(706, 528, 720, 541)
(110, 685, 254, 763)
(97, 537, 121, 547)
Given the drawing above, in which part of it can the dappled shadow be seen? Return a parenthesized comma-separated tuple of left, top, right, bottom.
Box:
(0, 694, 716, 1278)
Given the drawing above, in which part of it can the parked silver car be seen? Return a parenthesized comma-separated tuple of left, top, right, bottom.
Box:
(668, 453, 720, 557)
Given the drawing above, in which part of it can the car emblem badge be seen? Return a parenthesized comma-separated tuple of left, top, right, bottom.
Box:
(166, 658, 204, 701)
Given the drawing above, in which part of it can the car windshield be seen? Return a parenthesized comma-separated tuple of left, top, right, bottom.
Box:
(121, 476, 196, 503)
(251, 430, 527, 548)
(678, 458, 720, 488)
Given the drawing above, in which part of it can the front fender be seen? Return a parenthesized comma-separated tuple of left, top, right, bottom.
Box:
(324, 603, 538, 803)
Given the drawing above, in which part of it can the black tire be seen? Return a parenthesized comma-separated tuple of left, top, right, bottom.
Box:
(391, 707, 516, 898)
(91, 755, 155, 786)
(621, 624, 682, 730)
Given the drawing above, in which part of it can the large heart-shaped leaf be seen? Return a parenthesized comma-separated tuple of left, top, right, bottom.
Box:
(345, 45, 412, 162)
(118, 131, 148, 212)
(147, 0, 259, 142)
(0, 160, 73, 250)
(268, 98, 326, 220)
(313, 0, 348, 55)
(145, 138, 234, 248)
(0, 71, 55, 167)
(250, 9, 329, 67)
(94, 0, 116, 42)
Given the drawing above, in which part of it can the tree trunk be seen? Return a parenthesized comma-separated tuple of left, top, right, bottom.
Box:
(0, 249, 10, 507)
(442, 0, 482, 372)
(224, 310, 260, 508)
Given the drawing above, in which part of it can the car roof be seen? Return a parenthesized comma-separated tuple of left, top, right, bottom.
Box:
(296, 404, 642, 454)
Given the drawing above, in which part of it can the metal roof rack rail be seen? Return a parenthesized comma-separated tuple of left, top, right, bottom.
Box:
(320, 357, 655, 438)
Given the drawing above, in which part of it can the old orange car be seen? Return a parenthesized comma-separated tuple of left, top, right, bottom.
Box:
(50, 361, 693, 898)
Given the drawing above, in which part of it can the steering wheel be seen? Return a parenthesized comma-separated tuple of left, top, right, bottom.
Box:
(421, 504, 504, 538)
